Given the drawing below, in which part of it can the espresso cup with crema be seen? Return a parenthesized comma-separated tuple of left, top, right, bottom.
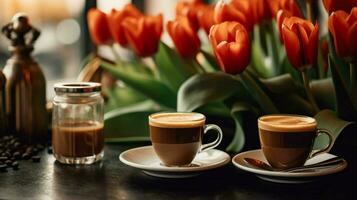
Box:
(258, 114, 333, 169)
(149, 112, 223, 166)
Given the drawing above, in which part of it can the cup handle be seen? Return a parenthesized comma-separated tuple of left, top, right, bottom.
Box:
(200, 124, 223, 152)
(309, 129, 334, 159)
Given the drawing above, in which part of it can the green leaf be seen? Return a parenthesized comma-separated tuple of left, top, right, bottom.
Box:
(329, 56, 357, 120)
(101, 62, 177, 108)
(240, 71, 279, 114)
(327, 34, 349, 86)
(280, 55, 301, 81)
(154, 42, 194, 91)
(105, 86, 147, 112)
(314, 109, 354, 150)
(104, 101, 161, 142)
(251, 39, 272, 78)
(200, 50, 219, 72)
(263, 93, 313, 116)
(260, 73, 314, 115)
(196, 102, 231, 118)
(226, 102, 259, 152)
(260, 73, 302, 94)
(310, 78, 336, 110)
(264, 21, 280, 75)
(177, 72, 247, 112)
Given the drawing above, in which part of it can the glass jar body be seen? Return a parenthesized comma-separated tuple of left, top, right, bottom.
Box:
(52, 90, 104, 164)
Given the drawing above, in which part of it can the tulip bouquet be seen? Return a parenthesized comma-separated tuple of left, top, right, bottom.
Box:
(85, 0, 357, 152)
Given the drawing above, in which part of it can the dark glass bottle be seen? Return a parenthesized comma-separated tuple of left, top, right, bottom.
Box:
(1, 13, 47, 143)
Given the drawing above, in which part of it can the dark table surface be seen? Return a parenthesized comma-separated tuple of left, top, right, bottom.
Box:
(0, 143, 356, 200)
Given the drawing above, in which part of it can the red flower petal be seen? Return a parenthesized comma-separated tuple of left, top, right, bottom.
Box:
(282, 24, 301, 69)
(348, 21, 357, 58)
(329, 11, 349, 58)
(307, 23, 319, 65)
(87, 9, 111, 45)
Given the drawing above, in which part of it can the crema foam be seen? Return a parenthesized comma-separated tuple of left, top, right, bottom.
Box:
(258, 115, 316, 132)
(149, 112, 205, 128)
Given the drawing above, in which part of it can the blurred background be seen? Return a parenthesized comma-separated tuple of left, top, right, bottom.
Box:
(0, 0, 179, 99)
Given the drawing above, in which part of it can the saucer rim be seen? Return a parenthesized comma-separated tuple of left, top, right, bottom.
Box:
(119, 145, 231, 172)
(232, 149, 347, 178)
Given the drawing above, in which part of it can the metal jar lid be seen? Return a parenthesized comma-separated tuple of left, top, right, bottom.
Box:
(54, 82, 101, 93)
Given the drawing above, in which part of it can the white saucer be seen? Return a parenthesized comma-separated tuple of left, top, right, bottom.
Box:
(232, 149, 347, 184)
(119, 146, 230, 178)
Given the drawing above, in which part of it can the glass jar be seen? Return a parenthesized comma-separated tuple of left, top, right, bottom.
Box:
(52, 82, 104, 164)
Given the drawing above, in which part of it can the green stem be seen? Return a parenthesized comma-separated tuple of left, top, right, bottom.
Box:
(266, 21, 280, 75)
(149, 56, 160, 80)
(192, 58, 206, 74)
(306, 0, 313, 21)
(301, 70, 319, 114)
(239, 72, 279, 114)
(350, 62, 357, 103)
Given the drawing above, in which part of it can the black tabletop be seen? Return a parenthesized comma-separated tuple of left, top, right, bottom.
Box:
(0, 143, 355, 200)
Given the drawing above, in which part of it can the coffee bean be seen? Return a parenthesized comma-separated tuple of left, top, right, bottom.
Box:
(5, 160, 13, 166)
(12, 152, 21, 159)
(31, 156, 40, 162)
(1, 135, 49, 172)
(26, 147, 33, 153)
(12, 161, 19, 170)
(3, 152, 10, 157)
(22, 153, 30, 160)
(14, 142, 21, 148)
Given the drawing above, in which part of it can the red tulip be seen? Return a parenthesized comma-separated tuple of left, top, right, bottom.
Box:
(87, 9, 112, 45)
(250, 0, 276, 24)
(281, 17, 319, 70)
(167, 17, 201, 58)
(107, 4, 142, 46)
(276, 9, 293, 41)
(197, 4, 215, 35)
(214, 0, 253, 32)
(209, 21, 251, 74)
(328, 8, 357, 61)
(122, 14, 163, 57)
(181, 0, 203, 3)
(323, 0, 357, 14)
(176, 1, 202, 32)
(272, 0, 302, 17)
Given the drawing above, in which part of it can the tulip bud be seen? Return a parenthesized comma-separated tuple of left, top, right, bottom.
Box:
(323, 0, 357, 14)
(122, 14, 163, 57)
(276, 9, 293, 41)
(209, 21, 251, 74)
(107, 4, 142, 46)
(197, 4, 215, 35)
(87, 9, 112, 45)
(281, 17, 319, 70)
(214, 0, 253, 32)
(176, 1, 201, 32)
(167, 17, 201, 58)
(328, 8, 357, 61)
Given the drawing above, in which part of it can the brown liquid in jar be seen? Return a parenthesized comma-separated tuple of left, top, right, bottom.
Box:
(52, 121, 104, 157)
